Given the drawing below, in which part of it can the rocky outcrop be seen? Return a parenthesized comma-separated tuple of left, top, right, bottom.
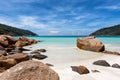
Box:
(93, 60, 110, 67)
(15, 36, 38, 47)
(71, 65, 89, 75)
(111, 64, 120, 69)
(0, 60, 59, 80)
(0, 35, 38, 48)
(77, 36, 105, 52)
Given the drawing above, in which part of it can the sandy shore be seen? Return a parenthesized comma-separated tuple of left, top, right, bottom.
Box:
(25, 46, 120, 80)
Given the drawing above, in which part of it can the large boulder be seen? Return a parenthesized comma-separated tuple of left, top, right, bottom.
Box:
(6, 53, 29, 63)
(77, 36, 105, 52)
(71, 65, 89, 75)
(0, 60, 59, 80)
(93, 60, 110, 67)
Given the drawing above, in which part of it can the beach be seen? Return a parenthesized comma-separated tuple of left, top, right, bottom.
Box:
(24, 36, 120, 80)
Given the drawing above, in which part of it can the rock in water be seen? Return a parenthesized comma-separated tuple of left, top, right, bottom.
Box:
(93, 60, 110, 67)
(0, 60, 59, 80)
(71, 65, 89, 74)
(77, 36, 105, 52)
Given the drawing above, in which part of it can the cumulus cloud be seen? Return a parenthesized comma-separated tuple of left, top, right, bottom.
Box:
(19, 16, 48, 29)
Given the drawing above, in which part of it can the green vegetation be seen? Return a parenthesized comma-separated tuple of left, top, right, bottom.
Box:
(90, 24, 120, 36)
(0, 23, 37, 36)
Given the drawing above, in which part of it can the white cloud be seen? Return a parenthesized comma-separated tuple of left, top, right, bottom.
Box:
(19, 16, 48, 29)
(49, 30, 60, 34)
(87, 22, 102, 26)
(75, 14, 89, 20)
(96, 5, 120, 10)
(0, 16, 22, 28)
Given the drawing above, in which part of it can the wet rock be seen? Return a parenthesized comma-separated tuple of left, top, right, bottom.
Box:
(0, 60, 59, 80)
(111, 63, 120, 69)
(93, 60, 110, 67)
(71, 65, 89, 75)
(77, 36, 105, 52)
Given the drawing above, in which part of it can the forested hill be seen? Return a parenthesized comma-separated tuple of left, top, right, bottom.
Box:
(0, 23, 37, 36)
(90, 24, 120, 36)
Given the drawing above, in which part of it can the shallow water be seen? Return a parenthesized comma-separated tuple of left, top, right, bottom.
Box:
(26, 36, 120, 52)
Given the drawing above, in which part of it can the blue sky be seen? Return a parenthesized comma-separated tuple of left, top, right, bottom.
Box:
(0, 0, 120, 35)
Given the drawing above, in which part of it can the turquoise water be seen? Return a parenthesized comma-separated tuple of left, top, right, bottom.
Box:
(25, 36, 120, 52)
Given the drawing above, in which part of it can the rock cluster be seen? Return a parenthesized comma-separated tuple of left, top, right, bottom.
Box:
(77, 36, 105, 52)
(0, 35, 39, 72)
(0, 35, 38, 49)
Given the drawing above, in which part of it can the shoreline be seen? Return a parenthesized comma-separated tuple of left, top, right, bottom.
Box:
(25, 44, 120, 80)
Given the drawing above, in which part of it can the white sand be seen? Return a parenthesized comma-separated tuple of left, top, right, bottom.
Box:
(27, 46, 120, 80)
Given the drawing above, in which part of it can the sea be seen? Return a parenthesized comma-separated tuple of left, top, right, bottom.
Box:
(25, 36, 120, 52)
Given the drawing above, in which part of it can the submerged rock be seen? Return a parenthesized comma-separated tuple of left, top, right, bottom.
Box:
(71, 65, 89, 75)
(93, 60, 110, 67)
(77, 36, 105, 52)
(0, 60, 59, 80)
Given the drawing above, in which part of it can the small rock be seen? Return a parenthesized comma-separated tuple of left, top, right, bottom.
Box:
(111, 63, 120, 69)
(37, 49, 47, 52)
(91, 70, 100, 73)
(32, 53, 47, 60)
(71, 65, 89, 75)
(93, 60, 110, 67)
